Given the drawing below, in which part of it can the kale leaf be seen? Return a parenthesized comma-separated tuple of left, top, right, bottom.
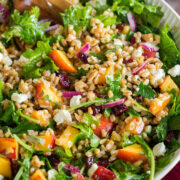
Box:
(135, 82, 156, 99)
(61, 5, 93, 32)
(21, 41, 58, 79)
(5, 7, 49, 45)
(160, 25, 180, 87)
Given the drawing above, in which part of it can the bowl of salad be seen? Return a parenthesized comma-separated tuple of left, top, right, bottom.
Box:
(0, 0, 179, 179)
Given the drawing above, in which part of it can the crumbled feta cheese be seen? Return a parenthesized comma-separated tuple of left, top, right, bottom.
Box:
(114, 39, 123, 46)
(48, 169, 58, 180)
(168, 65, 180, 77)
(11, 93, 29, 103)
(4, 56, 12, 66)
(0, 53, 3, 61)
(151, 69, 165, 87)
(153, 142, 166, 157)
(54, 110, 72, 125)
(70, 95, 82, 107)
(19, 55, 29, 64)
(88, 163, 98, 177)
(132, 47, 143, 58)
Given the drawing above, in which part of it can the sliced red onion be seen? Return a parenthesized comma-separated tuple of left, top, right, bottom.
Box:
(77, 43, 90, 57)
(127, 12, 136, 31)
(102, 98, 126, 109)
(132, 61, 148, 75)
(64, 164, 80, 173)
(45, 24, 60, 32)
(38, 18, 52, 24)
(0, 6, 8, 23)
(63, 91, 82, 98)
(141, 43, 159, 52)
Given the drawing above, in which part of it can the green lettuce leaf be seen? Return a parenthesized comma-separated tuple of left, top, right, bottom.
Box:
(4, 7, 49, 45)
(21, 41, 58, 79)
(95, 14, 117, 27)
(135, 82, 156, 99)
(61, 5, 93, 32)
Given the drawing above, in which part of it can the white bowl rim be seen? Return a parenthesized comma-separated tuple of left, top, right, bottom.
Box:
(145, 0, 180, 179)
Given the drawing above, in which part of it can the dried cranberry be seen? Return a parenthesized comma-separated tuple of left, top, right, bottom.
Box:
(134, 96, 143, 103)
(11, 159, 20, 176)
(80, 106, 88, 112)
(123, 58, 133, 64)
(48, 154, 60, 166)
(77, 52, 89, 63)
(91, 105, 102, 116)
(59, 74, 71, 90)
(165, 131, 176, 143)
(95, 92, 106, 99)
(112, 104, 129, 116)
(117, 24, 124, 32)
(97, 159, 111, 167)
(86, 155, 94, 169)
(131, 36, 136, 45)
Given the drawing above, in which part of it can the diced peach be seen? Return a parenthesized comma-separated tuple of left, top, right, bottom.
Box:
(0, 156, 12, 178)
(117, 144, 147, 163)
(98, 66, 114, 84)
(149, 93, 171, 116)
(49, 49, 77, 73)
(125, 117, 144, 135)
(0, 138, 18, 160)
(35, 135, 55, 151)
(36, 82, 61, 107)
(31, 110, 50, 127)
(30, 169, 47, 180)
(55, 126, 80, 149)
(160, 76, 179, 93)
(94, 116, 114, 138)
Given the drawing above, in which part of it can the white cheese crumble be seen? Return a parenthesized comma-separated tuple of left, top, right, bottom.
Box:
(114, 39, 123, 46)
(54, 110, 72, 125)
(153, 142, 166, 157)
(11, 93, 28, 103)
(0, 53, 3, 61)
(4, 56, 12, 66)
(89, 0, 106, 7)
(132, 47, 143, 58)
(70, 95, 82, 107)
(48, 169, 58, 180)
(151, 69, 165, 87)
(88, 163, 98, 177)
(168, 65, 180, 77)
(19, 55, 29, 64)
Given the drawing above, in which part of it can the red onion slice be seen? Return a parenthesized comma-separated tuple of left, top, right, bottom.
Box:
(45, 24, 60, 32)
(127, 12, 136, 31)
(132, 61, 148, 75)
(63, 91, 82, 98)
(64, 164, 80, 173)
(141, 43, 159, 52)
(102, 98, 126, 109)
(0, 6, 8, 23)
(77, 43, 90, 57)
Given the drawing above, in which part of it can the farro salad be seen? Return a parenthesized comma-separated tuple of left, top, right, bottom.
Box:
(0, 0, 179, 179)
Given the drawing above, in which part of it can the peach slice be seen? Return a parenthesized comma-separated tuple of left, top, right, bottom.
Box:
(55, 126, 80, 149)
(0, 156, 12, 178)
(49, 50, 77, 73)
(149, 93, 171, 116)
(160, 76, 179, 93)
(117, 144, 147, 163)
(30, 169, 47, 180)
(0, 138, 18, 160)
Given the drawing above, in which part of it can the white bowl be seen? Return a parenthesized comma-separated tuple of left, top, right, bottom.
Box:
(145, 0, 180, 179)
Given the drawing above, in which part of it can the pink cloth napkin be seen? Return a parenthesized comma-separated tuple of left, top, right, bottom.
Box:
(162, 161, 180, 180)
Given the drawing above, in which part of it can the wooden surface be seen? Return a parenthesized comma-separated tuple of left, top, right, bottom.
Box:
(166, 0, 180, 14)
